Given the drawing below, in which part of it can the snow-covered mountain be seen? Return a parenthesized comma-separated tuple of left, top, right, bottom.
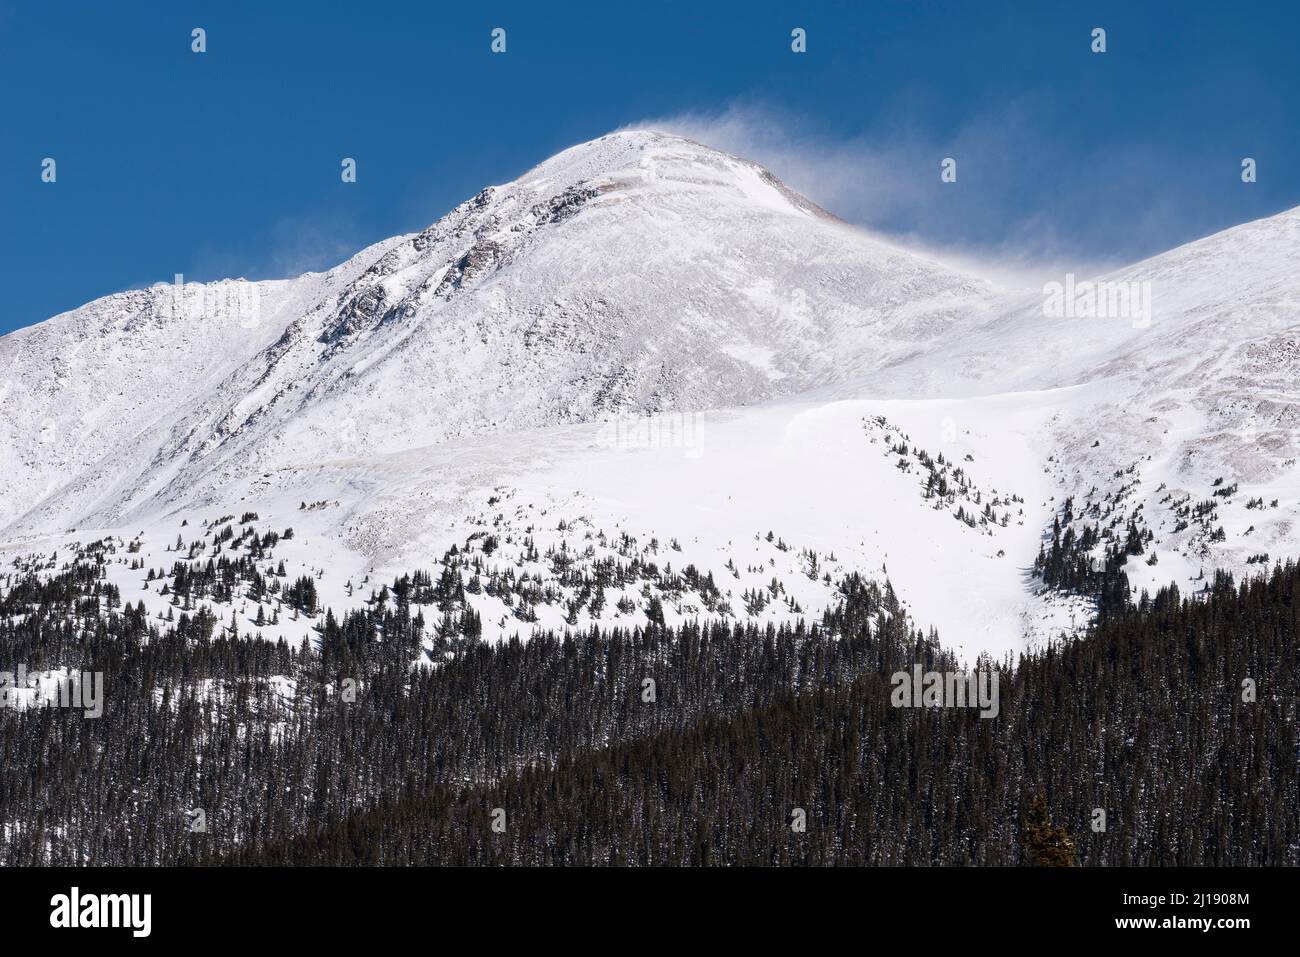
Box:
(0, 131, 994, 535)
(3, 129, 1298, 659)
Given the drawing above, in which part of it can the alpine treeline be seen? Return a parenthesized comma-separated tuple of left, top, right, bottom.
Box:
(223, 567, 1298, 866)
(1033, 505, 1134, 621)
(1, 550, 1297, 866)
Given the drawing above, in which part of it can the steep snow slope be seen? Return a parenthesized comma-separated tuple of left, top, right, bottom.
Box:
(870, 205, 1300, 398)
(0, 235, 409, 531)
(880, 207, 1300, 598)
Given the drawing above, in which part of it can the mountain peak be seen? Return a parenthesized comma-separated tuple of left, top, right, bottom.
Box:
(506, 128, 839, 223)
(0, 130, 993, 534)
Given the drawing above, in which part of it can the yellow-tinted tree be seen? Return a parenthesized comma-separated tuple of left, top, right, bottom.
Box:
(1022, 792, 1078, 866)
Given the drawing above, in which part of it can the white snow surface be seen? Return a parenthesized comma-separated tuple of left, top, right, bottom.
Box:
(3, 129, 1299, 660)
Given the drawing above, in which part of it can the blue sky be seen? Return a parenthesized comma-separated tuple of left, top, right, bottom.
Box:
(1, 0, 1296, 333)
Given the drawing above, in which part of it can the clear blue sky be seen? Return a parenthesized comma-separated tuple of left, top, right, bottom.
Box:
(1, 0, 1296, 333)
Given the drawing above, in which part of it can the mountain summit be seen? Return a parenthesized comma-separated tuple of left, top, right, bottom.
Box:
(0, 130, 993, 533)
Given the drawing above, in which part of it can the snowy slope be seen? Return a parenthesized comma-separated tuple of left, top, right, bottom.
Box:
(0, 235, 409, 532)
(0, 130, 996, 536)
(2, 130, 1299, 659)
(897, 207, 1300, 599)
(1, 393, 1084, 662)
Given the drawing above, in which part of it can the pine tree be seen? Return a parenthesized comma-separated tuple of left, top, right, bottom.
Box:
(1021, 793, 1077, 866)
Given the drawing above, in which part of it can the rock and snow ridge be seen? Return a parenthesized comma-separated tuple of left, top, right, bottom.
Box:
(2, 129, 1298, 660)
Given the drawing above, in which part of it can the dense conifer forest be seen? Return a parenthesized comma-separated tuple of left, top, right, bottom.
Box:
(1, 539, 1296, 866)
(224, 568, 1298, 866)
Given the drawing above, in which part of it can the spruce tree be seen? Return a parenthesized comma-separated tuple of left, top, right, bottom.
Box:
(1021, 792, 1077, 866)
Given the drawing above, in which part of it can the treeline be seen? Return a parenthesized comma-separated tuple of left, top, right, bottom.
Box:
(1033, 505, 1134, 620)
(1, 549, 1297, 866)
(0, 564, 916, 865)
(223, 565, 1299, 866)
